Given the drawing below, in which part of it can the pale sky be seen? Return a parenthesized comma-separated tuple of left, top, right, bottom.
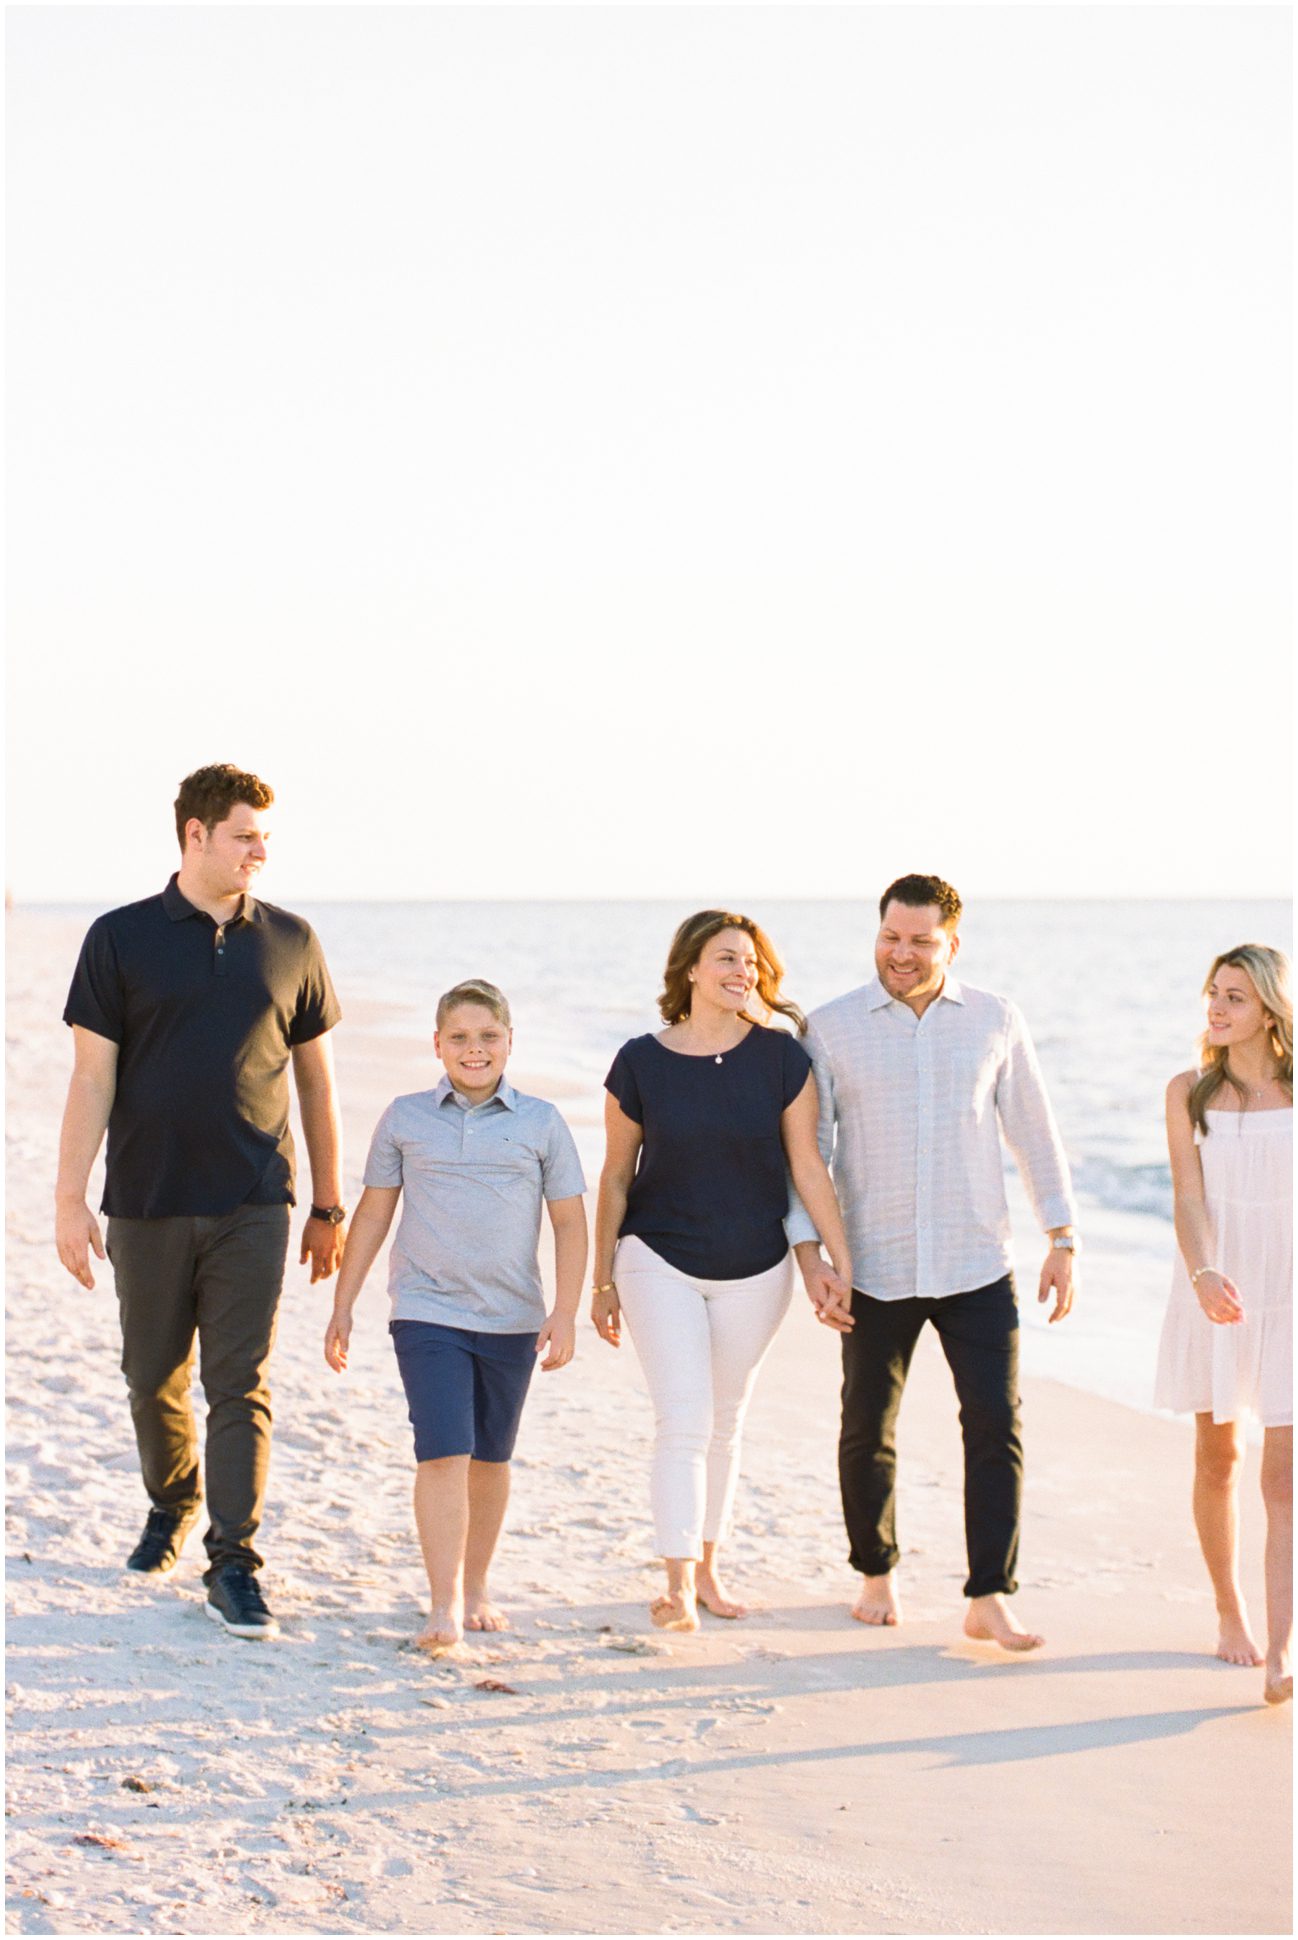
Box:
(7, 5, 1291, 904)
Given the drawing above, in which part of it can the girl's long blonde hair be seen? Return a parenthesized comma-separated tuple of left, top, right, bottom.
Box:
(658, 910, 806, 1033)
(1188, 943, 1293, 1134)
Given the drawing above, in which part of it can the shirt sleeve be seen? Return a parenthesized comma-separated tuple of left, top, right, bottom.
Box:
(780, 1030, 813, 1107)
(540, 1108, 587, 1202)
(288, 926, 343, 1046)
(784, 1022, 836, 1247)
(604, 1043, 643, 1124)
(362, 1103, 404, 1190)
(995, 1001, 1077, 1232)
(63, 917, 126, 1043)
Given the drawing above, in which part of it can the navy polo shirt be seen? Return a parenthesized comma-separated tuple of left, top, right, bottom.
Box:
(64, 875, 341, 1218)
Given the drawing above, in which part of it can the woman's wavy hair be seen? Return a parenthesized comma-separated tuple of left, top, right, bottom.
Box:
(1188, 943, 1293, 1134)
(657, 910, 806, 1034)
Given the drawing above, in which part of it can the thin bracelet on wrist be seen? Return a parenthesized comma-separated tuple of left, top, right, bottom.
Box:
(1191, 1266, 1220, 1284)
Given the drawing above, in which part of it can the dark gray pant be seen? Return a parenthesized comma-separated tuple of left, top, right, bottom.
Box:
(105, 1205, 290, 1578)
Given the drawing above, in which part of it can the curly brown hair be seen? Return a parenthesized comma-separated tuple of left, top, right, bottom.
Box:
(174, 764, 274, 853)
(658, 910, 806, 1034)
(878, 872, 962, 930)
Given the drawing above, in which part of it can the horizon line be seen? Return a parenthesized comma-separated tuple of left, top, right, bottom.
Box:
(9, 892, 1292, 909)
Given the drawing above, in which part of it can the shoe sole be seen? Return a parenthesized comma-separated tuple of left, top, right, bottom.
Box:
(204, 1599, 280, 1641)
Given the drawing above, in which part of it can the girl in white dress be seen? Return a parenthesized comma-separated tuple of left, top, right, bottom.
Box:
(1156, 944, 1292, 1705)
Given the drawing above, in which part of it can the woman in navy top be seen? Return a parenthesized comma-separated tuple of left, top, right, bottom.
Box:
(594, 910, 853, 1632)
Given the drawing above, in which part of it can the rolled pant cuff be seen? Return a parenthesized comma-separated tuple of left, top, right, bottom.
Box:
(964, 1577, 1019, 1599)
(149, 1493, 202, 1520)
(849, 1549, 900, 1576)
(657, 1532, 703, 1561)
(203, 1547, 265, 1583)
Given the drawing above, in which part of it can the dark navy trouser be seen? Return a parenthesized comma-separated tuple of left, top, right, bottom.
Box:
(839, 1275, 1022, 1598)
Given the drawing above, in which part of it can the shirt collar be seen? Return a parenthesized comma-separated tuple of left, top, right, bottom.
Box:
(433, 1073, 517, 1112)
(162, 873, 253, 926)
(162, 874, 196, 921)
(865, 973, 965, 1010)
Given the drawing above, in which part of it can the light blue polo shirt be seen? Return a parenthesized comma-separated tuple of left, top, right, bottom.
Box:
(363, 1076, 586, 1333)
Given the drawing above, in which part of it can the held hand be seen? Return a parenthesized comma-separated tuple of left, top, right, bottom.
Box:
(324, 1308, 352, 1371)
(591, 1284, 622, 1347)
(56, 1200, 106, 1290)
(537, 1312, 576, 1371)
(800, 1253, 856, 1332)
(301, 1215, 347, 1284)
(1194, 1270, 1244, 1325)
(1038, 1247, 1075, 1324)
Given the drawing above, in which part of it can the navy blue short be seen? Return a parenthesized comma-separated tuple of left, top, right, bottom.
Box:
(389, 1319, 538, 1463)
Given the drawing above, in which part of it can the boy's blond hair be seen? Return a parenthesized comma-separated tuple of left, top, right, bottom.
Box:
(435, 979, 512, 1029)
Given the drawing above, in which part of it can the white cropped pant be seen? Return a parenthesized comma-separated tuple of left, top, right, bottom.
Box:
(614, 1233, 794, 1560)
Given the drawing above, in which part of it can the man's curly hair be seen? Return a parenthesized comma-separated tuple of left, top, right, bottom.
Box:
(174, 764, 274, 852)
(878, 873, 962, 931)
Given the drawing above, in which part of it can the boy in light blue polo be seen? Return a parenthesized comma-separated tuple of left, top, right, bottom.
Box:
(325, 979, 587, 1652)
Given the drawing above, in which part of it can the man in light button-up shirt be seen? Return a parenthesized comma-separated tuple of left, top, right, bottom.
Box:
(786, 874, 1078, 1651)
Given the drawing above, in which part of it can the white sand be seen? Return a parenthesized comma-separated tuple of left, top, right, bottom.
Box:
(5, 910, 1291, 1935)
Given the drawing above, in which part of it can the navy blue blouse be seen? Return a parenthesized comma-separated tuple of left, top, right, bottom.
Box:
(604, 1024, 813, 1279)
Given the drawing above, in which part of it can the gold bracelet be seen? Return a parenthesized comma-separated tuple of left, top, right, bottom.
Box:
(591, 1281, 616, 1295)
(1191, 1265, 1220, 1284)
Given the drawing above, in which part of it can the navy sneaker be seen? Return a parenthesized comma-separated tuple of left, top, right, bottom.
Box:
(126, 1507, 198, 1574)
(205, 1566, 280, 1640)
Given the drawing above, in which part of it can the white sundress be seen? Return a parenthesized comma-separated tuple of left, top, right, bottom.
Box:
(1155, 1106, 1292, 1429)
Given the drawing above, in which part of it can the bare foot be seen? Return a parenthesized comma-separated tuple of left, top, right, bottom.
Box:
(1263, 1653, 1292, 1706)
(650, 1590, 700, 1632)
(964, 1593, 1044, 1652)
(1216, 1612, 1263, 1666)
(851, 1574, 901, 1627)
(416, 1603, 463, 1655)
(464, 1592, 509, 1633)
(695, 1567, 747, 1619)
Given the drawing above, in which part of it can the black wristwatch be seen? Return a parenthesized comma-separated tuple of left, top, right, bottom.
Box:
(309, 1203, 347, 1225)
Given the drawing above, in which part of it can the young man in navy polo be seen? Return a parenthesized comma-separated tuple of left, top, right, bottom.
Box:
(55, 764, 347, 1639)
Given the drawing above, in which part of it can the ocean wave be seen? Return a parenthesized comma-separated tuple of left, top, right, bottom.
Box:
(1072, 1155, 1174, 1223)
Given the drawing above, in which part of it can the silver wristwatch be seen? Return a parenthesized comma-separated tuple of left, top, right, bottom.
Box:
(1051, 1234, 1077, 1252)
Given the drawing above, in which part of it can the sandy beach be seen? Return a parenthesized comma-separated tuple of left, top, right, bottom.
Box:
(5, 910, 1291, 1936)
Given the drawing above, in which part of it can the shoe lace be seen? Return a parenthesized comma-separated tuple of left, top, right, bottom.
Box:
(224, 1569, 270, 1617)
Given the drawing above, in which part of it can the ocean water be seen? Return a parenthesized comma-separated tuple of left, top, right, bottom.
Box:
(297, 897, 1291, 1420)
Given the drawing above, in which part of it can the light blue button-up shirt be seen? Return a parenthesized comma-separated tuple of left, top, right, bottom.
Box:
(364, 1076, 586, 1331)
(785, 976, 1076, 1300)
